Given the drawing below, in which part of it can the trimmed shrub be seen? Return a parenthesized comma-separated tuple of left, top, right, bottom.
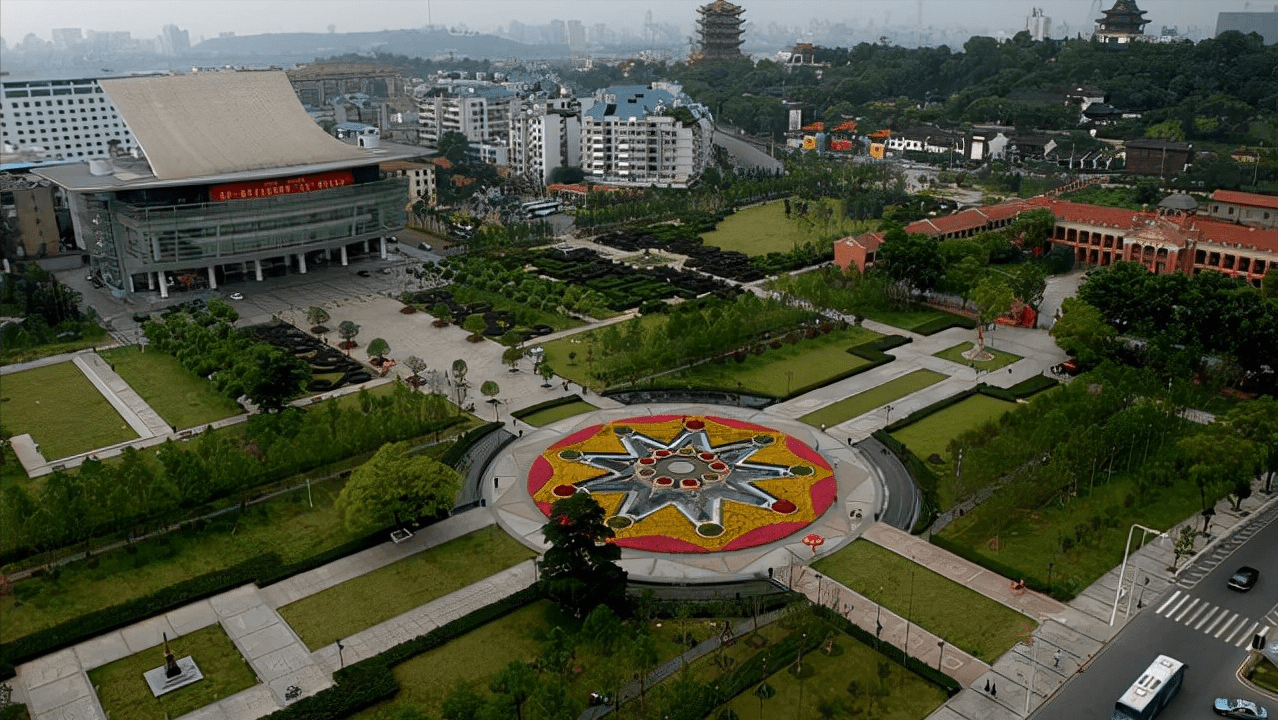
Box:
(910, 314, 978, 336)
(510, 395, 585, 421)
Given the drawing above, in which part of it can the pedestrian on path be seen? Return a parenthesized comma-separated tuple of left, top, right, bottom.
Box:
(1054, 649, 1063, 668)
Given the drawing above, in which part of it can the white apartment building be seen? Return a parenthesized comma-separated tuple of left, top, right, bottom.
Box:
(380, 160, 437, 207)
(1, 74, 141, 163)
(509, 97, 582, 183)
(416, 80, 515, 151)
(580, 83, 712, 188)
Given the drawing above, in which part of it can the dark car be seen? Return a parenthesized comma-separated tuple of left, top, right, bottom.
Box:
(356, 270, 371, 278)
(1228, 566, 1259, 592)
(1214, 698, 1267, 719)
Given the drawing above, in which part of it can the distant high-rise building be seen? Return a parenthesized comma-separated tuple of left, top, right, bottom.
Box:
(694, 0, 746, 63)
(1026, 8, 1051, 41)
(1215, 8, 1278, 44)
(1094, 0, 1150, 44)
(158, 25, 190, 55)
(567, 20, 587, 53)
(51, 28, 83, 51)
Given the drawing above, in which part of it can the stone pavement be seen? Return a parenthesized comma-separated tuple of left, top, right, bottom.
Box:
(73, 352, 172, 437)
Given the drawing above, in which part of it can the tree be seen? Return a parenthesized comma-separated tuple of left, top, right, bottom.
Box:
(1007, 263, 1048, 313)
(438, 130, 472, 165)
(547, 165, 585, 184)
(404, 355, 427, 380)
(306, 306, 331, 331)
(367, 338, 390, 363)
(1263, 265, 1278, 300)
(243, 346, 311, 412)
(481, 380, 501, 419)
(969, 276, 1014, 355)
(875, 229, 946, 293)
(502, 346, 524, 371)
(337, 320, 360, 353)
(539, 493, 628, 617)
(463, 313, 487, 341)
(489, 661, 538, 720)
(1170, 526, 1198, 570)
(539, 362, 555, 387)
(1223, 398, 1278, 493)
(336, 441, 461, 530)
(452, 359, 469, 412)
(1050, 297, 1116, 366)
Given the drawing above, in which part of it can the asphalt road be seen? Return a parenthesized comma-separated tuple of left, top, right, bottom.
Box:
(855, 436, 920, 531)
(1032, 500, 1278, 720)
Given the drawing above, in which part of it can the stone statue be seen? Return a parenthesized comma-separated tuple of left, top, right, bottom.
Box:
(163, 633, 180, 678)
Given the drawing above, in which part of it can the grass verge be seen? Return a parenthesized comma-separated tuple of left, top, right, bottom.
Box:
(701, 198, 873, 256)
(87, 623, 257, 720)
(889, 394, 1017, 464)
(100, 346, 243, 430)
(518, 400, 598, 427)
(0, 360, 137, 459)
(814, 540, 1037, 661)
(278, 525, 536, 650)
(932, 342, 1022, 372)
(674, 327, 881, 397)
(800, 369, 947, 427)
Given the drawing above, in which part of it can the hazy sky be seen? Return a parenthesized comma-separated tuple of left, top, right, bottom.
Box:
(1, 0, 1250, 44)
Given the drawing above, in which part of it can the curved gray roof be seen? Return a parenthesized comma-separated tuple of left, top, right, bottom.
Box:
(100, 71, 368, 181)
(1158, 193, 1198, 211)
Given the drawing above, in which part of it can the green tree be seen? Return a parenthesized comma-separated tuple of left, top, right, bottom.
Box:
(452, 358, 469, 411)
(336, 441, 461, 530)
(1222, 398, 1278, 492)
(547, 165, 585, 184)
(481, 380, 501, 420)
(1170, 526, 1198, 570)
(243, 346, 311, 412)
(539, 362, 555, 387)
(337, 320, 360, 353)
(1050, 297, 1116, 366)
(970, 276, 1014, 355)
(502, 346, 524, 371)
(1007, 263, 1048, 313)
(463, 313, 487, 340)
(404, 355, 427, 379)
(306, 306, 331, 329)
(875, 229, 946, 292)
(1262, 266, 1278, 300)
(438, 130, 472, 165)
(539, 493, 628, 617)
(489, 661, 538, 720)
(367, 338, 390, 363)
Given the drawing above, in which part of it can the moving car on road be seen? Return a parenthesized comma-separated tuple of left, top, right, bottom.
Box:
(1228, 566, 1260, 592)
(1214, 698, 1268, 719)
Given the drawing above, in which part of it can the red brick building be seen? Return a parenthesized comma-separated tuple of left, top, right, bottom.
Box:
(833, 191, 1278, 287)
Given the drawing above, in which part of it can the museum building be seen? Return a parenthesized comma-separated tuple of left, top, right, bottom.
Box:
(31, 71, 419, 296)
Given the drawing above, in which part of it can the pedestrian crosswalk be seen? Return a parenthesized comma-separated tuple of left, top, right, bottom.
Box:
(1154, 590, 1271, 648)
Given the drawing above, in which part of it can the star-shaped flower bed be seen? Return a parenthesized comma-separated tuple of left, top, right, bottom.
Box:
(527, 415, 837, 552)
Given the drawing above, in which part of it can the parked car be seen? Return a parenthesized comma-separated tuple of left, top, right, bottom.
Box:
(418, 242, 433, 252)
(228, 292, 244, 301)
(1214, 698, 1267, 719)
(356, 270, 371, 278)
(1228, 566, 1259, 592)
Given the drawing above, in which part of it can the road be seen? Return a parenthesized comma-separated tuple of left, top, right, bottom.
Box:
(1032, 500, 1278, 720)
(712, 127, 783, 174)
(855, 436, 920, 531)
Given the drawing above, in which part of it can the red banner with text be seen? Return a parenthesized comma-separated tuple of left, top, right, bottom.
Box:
(210, 170, 354, 202)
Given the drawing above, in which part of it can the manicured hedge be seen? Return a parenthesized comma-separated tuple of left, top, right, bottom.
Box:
(0, 704, 31, 720)
(811, 605, 962, 696)
(910, 314, 978, 336)
(438, 422, 504, 468)
(980, 374, 1058, 401)
(262, 584, 543, 720)
(510, 395, 585, 421)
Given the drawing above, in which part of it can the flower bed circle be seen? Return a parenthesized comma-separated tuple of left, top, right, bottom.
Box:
(528, 415, 838, 553)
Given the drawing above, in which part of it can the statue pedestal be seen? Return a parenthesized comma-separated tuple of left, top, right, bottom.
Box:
(144, 656, 204, 697)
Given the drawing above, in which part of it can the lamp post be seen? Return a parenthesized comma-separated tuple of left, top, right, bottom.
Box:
(875, 586, 884, 650)
(937, 640, 946, 671)
(885, 404, 895, 424)
(336, 639, 345, 669)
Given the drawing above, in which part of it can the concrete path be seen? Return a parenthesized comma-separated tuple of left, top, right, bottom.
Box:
(74, 352, 172, 437)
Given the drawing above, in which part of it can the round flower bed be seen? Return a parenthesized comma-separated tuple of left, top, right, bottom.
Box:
(527, 414, 837, 553)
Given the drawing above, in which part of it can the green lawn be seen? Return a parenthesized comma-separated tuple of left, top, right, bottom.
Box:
(1252, 657, 1278, 694)
(937, 473, 1205, 600)
(278, 525, 537, 650)
(518, 400, 598, 427)
(0, 328, 109, 365)
(714, 623, 949, 720)
(814, 541, 1037, 661)
(676, 327, 881, 397)
(890, 394, 1017, 464)
(100, 346, 243, 430)
(1, 477, 365, 643)
(450, 286, 596, 329)
(701, 198, 874, 256)
(87, 623, 257, 720)
(860, 307, 951, 332)
(0, 361, 137, 459)
(932, 342, 1022, 371)
(800, 369, 948, 428)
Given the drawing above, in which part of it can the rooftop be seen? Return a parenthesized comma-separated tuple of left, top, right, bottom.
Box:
(1211, 189, 1278, 211)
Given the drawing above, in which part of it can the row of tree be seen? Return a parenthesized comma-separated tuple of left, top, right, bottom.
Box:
(0, 384, 456, 555)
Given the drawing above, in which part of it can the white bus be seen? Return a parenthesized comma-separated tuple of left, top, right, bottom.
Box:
(520, 200, 561, 218)
(1112, 655, 1185, 720)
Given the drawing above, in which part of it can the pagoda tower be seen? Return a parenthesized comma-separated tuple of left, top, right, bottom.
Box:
(1094, 0, 1150, 43)
(695, 0, 745, 63)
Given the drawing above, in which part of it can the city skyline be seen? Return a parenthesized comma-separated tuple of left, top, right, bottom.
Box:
(1, 0, 1252, 47)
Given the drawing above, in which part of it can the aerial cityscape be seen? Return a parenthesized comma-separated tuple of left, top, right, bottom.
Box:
(0, 2, 1276, 720)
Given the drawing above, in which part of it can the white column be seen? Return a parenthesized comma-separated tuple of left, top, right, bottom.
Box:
(254, 259, 263, 282)
(147, 271, 154, 290)
(363, 239, 371, 253)
(340, 246, 349, 266)
(207, 266, 218, 290)
(128, 274, 136, 293)
(379, 236, 387, 259)
(159, 274, 169, 299)
(297, 253, 307, 274)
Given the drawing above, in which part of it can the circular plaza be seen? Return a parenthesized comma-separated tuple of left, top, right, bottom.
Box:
(488, 404, 880, 583)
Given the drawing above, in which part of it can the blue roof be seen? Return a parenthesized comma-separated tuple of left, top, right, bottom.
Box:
(584, 85, 680, 121)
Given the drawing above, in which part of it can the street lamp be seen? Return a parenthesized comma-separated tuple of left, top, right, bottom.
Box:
(336, 639, 345, 669)
(937, 640, 946, 671)
(885, 404, 895, 424)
